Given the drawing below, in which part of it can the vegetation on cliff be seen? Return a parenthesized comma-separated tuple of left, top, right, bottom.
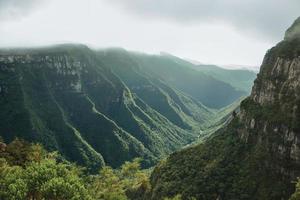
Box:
(148, 117, 298, 200)
(0, 45, 252, 171)
(0, 138, 151, 200)
(146, 18, 300, 200)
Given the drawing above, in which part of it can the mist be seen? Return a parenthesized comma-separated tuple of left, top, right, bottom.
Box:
(0, 0, 299, 68)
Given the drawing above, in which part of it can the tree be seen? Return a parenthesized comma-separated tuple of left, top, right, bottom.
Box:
(0, 162, 27, 200)
(0, 139, 151, 200)
(0, 139, 92, 200)
(0, 138, 46, 166)
(290, 179, 300, 200)
(90, 166, 127, 200)
(90, 158, 150, 200)
(163, 194, 182, 200)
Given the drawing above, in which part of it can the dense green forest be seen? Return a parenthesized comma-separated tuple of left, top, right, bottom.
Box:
(0, 0, 299, 199)
(0, 138, 191, 200)
(0, 45, 254, 171)
(1, 17, 300, 200)
(149, 118, 295, 200)
(0, 138, 147, 200)
(1, 138, 300, 200)
(145, 18, 300, 200)
(97, 49, 253, 109)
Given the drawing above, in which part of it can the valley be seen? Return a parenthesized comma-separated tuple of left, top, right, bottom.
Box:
(147, 17, 300, 200)
(0, 45, 255, 171)
(1, 2, 299, 199)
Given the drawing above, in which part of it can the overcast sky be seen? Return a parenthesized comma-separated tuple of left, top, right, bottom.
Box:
(0, 0, 299, 68)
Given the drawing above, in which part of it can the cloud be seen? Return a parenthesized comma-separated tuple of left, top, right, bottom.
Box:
(0, 0, 296, 67)
(0, 0, 46, 21)
(106, 0, 300, 41)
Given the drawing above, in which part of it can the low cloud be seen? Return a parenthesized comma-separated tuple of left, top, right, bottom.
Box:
(107, 0, 300, 41)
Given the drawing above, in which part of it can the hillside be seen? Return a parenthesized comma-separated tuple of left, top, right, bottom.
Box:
(127, 52, 249, 109)
(158, 53, 257, 93)
(192, 64, 257, 93)
(97, 49, 228, 129)
(148, 17, 300, 200)
(0, 45, 247, 171)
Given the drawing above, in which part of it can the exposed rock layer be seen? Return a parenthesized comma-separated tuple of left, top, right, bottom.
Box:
(148, 17, 300, 200)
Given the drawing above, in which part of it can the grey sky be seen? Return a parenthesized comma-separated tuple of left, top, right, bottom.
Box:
(0, 0, 45, 20)
(0, 0, 298, 68)
(107, 0, 300, 41)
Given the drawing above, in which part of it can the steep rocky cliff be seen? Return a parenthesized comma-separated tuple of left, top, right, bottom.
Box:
(0, 44, 244, 172)
(148, 17, 300, 200)
(0, 45, 154, 171)
(240, 18, 300, 169)
(285, 17, 300, 41)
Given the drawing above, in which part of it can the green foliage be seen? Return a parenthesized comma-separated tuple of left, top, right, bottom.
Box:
(91, 166, 127, 200)
(0, 163, 27, 200)
(290, 179, 300, 200)
(0, 44, 243, 171)
(0, 139, 151, 200)
(241, 96, 299, 131)
(122, 51, 247, 109)
(149, 118, 294, 200)
(163, 194, 182, 200)
(0, 138, 46, 166)
(90, 158, 150, 200)
(0, 139, 92, 200)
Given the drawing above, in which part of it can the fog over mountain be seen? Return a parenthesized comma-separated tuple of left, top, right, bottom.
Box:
(1, 1, 300, 199)
(0, 0, 298, 68)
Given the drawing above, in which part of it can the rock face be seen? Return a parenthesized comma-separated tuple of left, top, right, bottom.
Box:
(285, 17, 300, 40)
(0, 45, 194, 171)
(0, 44, 242, 172)
(0, 45, 149, 171)
(235, 16, 300, 189)
(240, 19, 300, 174)
(148, 17, 300, 200)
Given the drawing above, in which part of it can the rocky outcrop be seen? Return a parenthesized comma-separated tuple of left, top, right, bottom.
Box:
(251, 56, 300, 105)
(237, 17, 300, 188)
(0, 46, 157, 171)
(2, 45, 229, 172)
(285, 17, 300, 40)
(148, 17, 300, 200)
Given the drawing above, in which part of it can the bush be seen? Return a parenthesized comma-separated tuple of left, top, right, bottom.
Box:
(0, 139, 151, 200)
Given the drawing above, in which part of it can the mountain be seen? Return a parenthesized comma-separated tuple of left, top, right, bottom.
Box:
(285, 17, 300, 40)
(97, 49, 211, 131)
(158, 53, 257, 94)
(148, 17, 300, 200)
(191, 64, 257, 93)
(0, 44, 247, 171)
(129, 52, 251, 109)
(222, 64, 260, 72)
